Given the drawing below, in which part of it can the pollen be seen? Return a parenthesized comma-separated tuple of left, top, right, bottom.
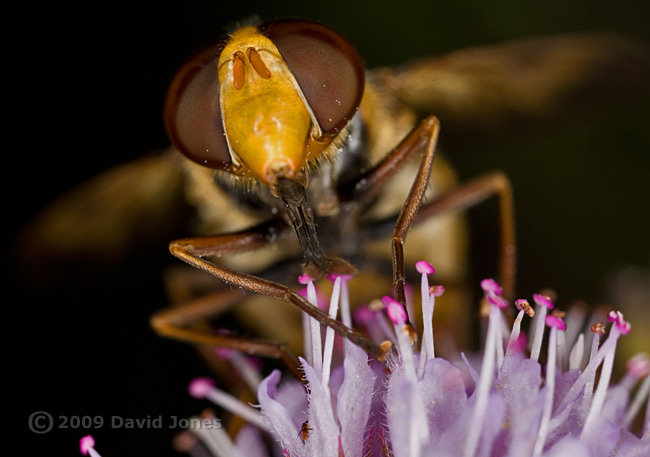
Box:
(515, 298, 535, 317)
(591, 322, 606, 335)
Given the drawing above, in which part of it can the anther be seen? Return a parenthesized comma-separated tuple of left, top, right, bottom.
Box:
(515, 299, 535, 317)
(368, 298, 384, 312)
(590, 322, 606, 335)
(429, 285, 445, 297)
(551, 309, 566, 319)
(247, 47, 271, 79)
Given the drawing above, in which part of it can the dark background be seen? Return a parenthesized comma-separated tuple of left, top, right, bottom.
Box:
(9, 1, 649, 456)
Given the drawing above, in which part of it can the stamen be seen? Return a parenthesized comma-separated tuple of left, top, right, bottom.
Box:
(79, 435, 102, 457)
(564, 300, 588, 352)
(354, 304, 388, 343)
(533, 315, 564, 457)
(552, 311, 568, 370)
(247, 47, 271, 79)
(297, 273, 314, 285)
(464, 301, 500, 457)
(382, 296, 417, 382)
(298, 274, 327, 369)
(232, 51, 246, 90)
(189, 411, 235, 456)
(404, 283, 417, 335)
(538, 288, 558, 302)
(507, 302, 532, 354)
(368, 298, 398, 344)
(506, 309, 526, 354)
(418, 261, 436, 365)
(488, 294, 509, 309)
(568, 333, 585, 370)
(635, 374, 650, 434)
(172, 430, 206, 455)
(321, 276, 341, 390)
(430, 285, 445, 297)
(213, 330, 263, 393)
(328, 273, 353, 327)
(415, 260, 435, 275)
(557, 313, 628, 416)
(460, 351, 480, 387)
(481, 280, 507, 367)
(383, 295, 407, 326)
(515, 298, 535, 317)
(530, 293, 555, 362)
(627, 353, 650, 379)
(581, 321, 620, 442)
(299, 296, 313, 366)
(420, 284, 444, 371)
(215, 346, 263, 393)
(304, 278, 324, 378)
(623, 354, 650, 429)
(591, 322, 606, 335)
(188, 377, 268, 431)
(533, 293, 554, 310)
(580, 324, 603, 415)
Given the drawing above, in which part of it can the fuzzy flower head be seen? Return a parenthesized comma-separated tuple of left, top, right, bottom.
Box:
(89, 264, 650, 457)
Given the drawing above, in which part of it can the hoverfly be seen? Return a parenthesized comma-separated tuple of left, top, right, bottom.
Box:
(19, 17, 647, 379)
(146, 18, 520, 375)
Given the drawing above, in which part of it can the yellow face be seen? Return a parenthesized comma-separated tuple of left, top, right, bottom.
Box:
(217, 27, 315, 187)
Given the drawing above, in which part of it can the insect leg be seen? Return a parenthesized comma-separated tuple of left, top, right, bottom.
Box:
(150, 286, 304, 379)
(414, 171, 516, 301)
(343, 116, 441, 331)
(164, 222, 388, 363)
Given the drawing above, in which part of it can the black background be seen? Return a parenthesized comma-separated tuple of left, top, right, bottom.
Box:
(9, 1, 649, 456)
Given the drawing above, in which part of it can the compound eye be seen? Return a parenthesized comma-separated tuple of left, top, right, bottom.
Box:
(163, 42, 231, 169)
(262, 20, 365, 135)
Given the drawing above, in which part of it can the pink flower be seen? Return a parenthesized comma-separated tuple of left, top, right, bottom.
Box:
(84, 262, 650, 456)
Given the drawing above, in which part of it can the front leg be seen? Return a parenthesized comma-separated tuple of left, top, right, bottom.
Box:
(160, 219, 387, 363)
(342, 115, 441, 336)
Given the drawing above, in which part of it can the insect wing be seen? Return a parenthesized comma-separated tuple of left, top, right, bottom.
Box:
(16, 148, 188, 283)
(373, 33, 649, 131)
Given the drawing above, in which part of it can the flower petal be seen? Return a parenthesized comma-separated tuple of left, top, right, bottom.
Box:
(258, 370, 303, 456)
(543, 436, 591, 457)
(336, 342, 376, 457)
(234, 425, 271, 457)
(426, 392, 505, 457)
(495, 351, 545, 456)
(420, 358, 467, 439)
(302, 358, 340, 457)
(385, 365, 429, 457)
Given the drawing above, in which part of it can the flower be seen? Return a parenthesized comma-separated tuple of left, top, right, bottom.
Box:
(79, 435, 102, 457)
(83, 262, 650, 456)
